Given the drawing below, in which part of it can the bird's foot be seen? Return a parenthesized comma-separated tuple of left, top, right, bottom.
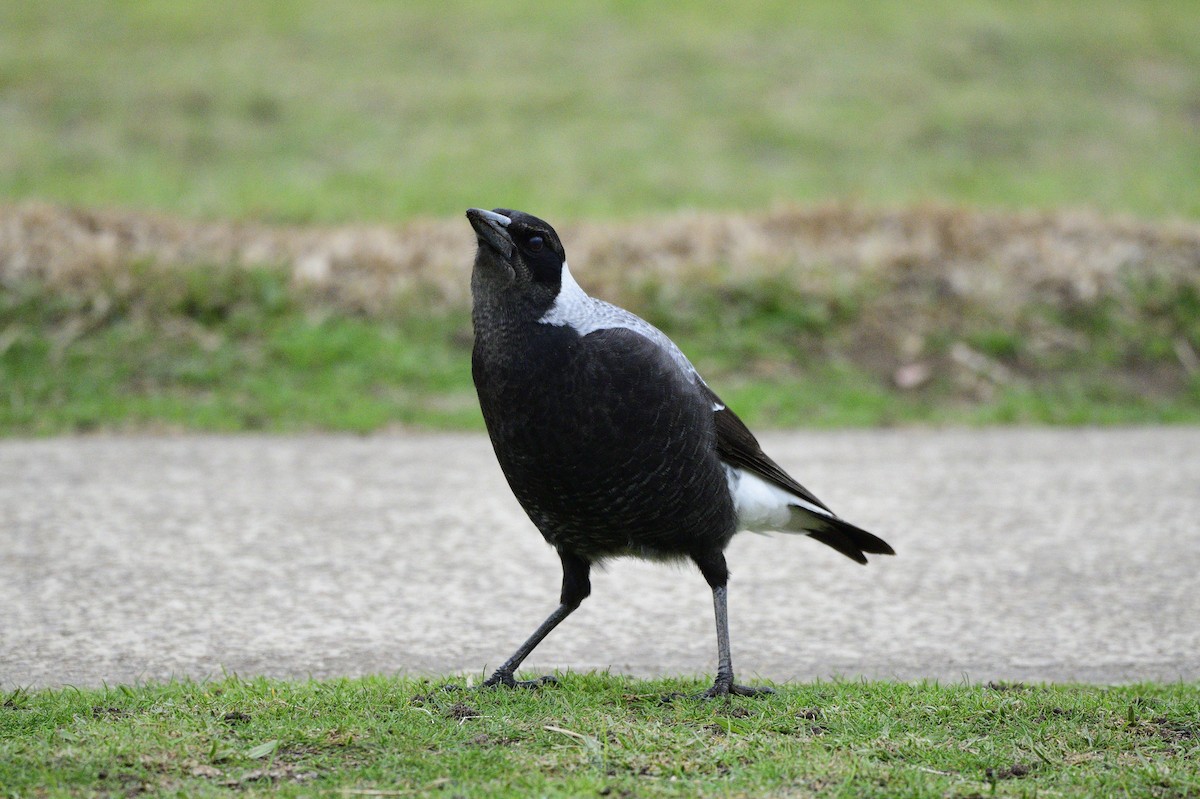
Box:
(701, 677, 775, 699)
(659, 678, 775, 702)
(480, 671, 558, 690)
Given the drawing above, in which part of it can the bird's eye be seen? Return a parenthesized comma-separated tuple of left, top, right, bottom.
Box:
(527, 236, 545, 253)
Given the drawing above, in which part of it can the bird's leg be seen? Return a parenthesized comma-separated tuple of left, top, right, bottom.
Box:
(482, 550, 590, 689)
(694, 552, 774, 699)
(704, 584, 773, 697)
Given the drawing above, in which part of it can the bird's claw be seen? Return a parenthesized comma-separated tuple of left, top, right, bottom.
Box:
(480, 672, 558, 690)
(659, 679, 775, 702)
(701, 677, 775, 699)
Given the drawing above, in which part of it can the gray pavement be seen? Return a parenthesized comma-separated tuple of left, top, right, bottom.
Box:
(2, 428, 1198, 689)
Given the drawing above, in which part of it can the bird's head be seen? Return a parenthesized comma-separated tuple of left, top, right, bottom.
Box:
(467, 208, 567, 315)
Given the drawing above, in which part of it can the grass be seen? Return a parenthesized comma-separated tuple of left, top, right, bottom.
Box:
(1, 1, 1199, 222)
(3, 2, 1199, 431)
(3, 259, 1200, 435)
(0, 264, 478, 434)
(2, 675, 1198, 797)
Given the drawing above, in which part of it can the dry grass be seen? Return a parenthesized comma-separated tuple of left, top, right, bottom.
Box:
(5, 201, 1199, 312)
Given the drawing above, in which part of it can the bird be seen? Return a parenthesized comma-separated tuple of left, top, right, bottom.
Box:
(466, 207, 894, 698)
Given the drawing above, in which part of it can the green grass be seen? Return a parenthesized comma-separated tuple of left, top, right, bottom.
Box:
(0, 265, 480, 434)
(2, 1, 1199, 222)
(4, 262, 1200, 435)
(2, 675, 1198, 797)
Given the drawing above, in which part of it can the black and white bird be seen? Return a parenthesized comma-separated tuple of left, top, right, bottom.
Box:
(467, 207, 893, 697)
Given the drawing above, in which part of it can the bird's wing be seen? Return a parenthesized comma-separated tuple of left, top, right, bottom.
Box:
(541, 284, 833, 515)
(703, 382, 896, 562)
(700, 383, 835, 515)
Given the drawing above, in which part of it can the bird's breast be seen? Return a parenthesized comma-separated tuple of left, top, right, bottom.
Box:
(472, 325, 736, 558)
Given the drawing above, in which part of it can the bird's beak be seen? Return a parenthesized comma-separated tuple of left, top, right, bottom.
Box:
(466, 208, 514, 261)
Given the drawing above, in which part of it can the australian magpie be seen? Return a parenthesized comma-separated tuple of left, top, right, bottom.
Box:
(467, 207, 894, 697)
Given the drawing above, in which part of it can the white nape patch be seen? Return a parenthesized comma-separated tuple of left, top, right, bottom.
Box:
(538, 263, 703, 383)
(713, 401, 726, 411)
(538, 262, 591, 329)
(725, 466, 833, 533)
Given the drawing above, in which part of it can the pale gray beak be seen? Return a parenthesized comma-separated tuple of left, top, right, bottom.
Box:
(467, 208, 514, 261)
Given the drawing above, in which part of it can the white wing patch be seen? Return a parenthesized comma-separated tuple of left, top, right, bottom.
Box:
(725, 465, 834, 533)
(538, 263, 702, 383)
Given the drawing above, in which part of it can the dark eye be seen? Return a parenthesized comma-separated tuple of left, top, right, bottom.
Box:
(527, 235, 544, 253)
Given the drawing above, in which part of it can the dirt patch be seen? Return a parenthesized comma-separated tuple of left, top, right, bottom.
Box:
(1134, 716, 1200, 745)
(218, 764, 319, 788)
(987, 762, 1032, 780)
(446, 701, 481, 721)
(1151, 717, 1198, 743)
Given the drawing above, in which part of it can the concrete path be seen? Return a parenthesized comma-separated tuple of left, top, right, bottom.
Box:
(2, 429, 1198, 689)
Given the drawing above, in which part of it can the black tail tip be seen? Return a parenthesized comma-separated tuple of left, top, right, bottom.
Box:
(808, 519, 895, 564)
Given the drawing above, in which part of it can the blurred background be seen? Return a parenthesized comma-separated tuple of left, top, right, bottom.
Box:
(5, 8, 1200, 794)
(4, 0, 1199, 220)
(2, 0, 1199, 432)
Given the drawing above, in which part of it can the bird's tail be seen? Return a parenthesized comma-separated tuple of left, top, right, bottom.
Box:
(787, 506, 895, 565)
